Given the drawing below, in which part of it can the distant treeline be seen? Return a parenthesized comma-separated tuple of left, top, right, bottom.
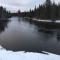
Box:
(1, 0, 60, 20)
(0, 6, 21, 18)
(21, 0, 60, 20)
(0, 6, 11, 19)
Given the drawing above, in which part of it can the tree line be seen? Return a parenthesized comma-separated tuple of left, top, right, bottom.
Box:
(0, 0, 60, 20)
(0, 6, 10, 19)
(21, 0, 60, 20)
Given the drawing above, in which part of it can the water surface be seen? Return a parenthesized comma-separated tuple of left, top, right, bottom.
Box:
(0, 17, 60, 55)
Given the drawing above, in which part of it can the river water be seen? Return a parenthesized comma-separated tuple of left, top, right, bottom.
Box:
(0, 17, 60, 55)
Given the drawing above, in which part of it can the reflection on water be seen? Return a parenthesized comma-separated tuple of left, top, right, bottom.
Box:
(0, 20, 9, 33)
(57, 30, 60, 41)
(0, 17, 60, 55)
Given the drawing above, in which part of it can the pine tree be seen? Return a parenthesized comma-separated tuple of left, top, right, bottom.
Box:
(45, 0, 52, 6)
(45, 0, 52, 19)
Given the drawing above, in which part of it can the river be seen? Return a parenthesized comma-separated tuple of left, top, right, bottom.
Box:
(0, 17, 60, 55)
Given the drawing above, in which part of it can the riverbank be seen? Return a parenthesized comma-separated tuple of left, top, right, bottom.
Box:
(24, 17, 60, 29)
(24, 17, 60, 23)
(0, 45, 60, 60)
(24, 17, 53, 22)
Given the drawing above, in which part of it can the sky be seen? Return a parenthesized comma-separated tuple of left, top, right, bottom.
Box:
(0, 0, 60, 12)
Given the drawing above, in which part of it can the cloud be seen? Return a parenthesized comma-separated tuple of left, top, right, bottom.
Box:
(0, 0, 35, 12)
(0, 0, 60, 12)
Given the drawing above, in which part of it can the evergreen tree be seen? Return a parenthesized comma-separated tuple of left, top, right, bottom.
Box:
(21, 0, 60, 20)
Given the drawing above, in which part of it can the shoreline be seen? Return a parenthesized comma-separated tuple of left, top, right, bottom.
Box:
(23, 17, 60, 29)
(24, 17, 60, 23)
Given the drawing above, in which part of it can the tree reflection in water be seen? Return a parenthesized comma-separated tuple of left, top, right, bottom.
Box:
(0, 19, 9, 33)
(57, 30, 60, 41)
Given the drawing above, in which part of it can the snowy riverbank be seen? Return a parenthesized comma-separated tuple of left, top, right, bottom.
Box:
(0, 45, 60, 60)
(24, 17, 60, 23)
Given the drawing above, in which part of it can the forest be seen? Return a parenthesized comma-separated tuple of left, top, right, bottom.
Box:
(0, 0, 60, 20)
(0, 6, 11, 19)
(21, 0, 60, 20)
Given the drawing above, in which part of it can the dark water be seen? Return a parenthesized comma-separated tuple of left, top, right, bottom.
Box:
(0, 17, 60, 55)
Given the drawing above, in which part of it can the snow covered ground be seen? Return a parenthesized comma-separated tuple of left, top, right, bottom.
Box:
(0, 45, 60, 60)
(24, 17, 60, 23)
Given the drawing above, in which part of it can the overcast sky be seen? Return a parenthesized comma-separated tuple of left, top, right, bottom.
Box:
(0, 0, 60, 12)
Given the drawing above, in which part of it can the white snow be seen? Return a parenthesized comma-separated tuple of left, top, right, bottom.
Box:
(56, 20, 60, 23)
(0, 45, 60, 60)
(24, 17, 60, 23)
